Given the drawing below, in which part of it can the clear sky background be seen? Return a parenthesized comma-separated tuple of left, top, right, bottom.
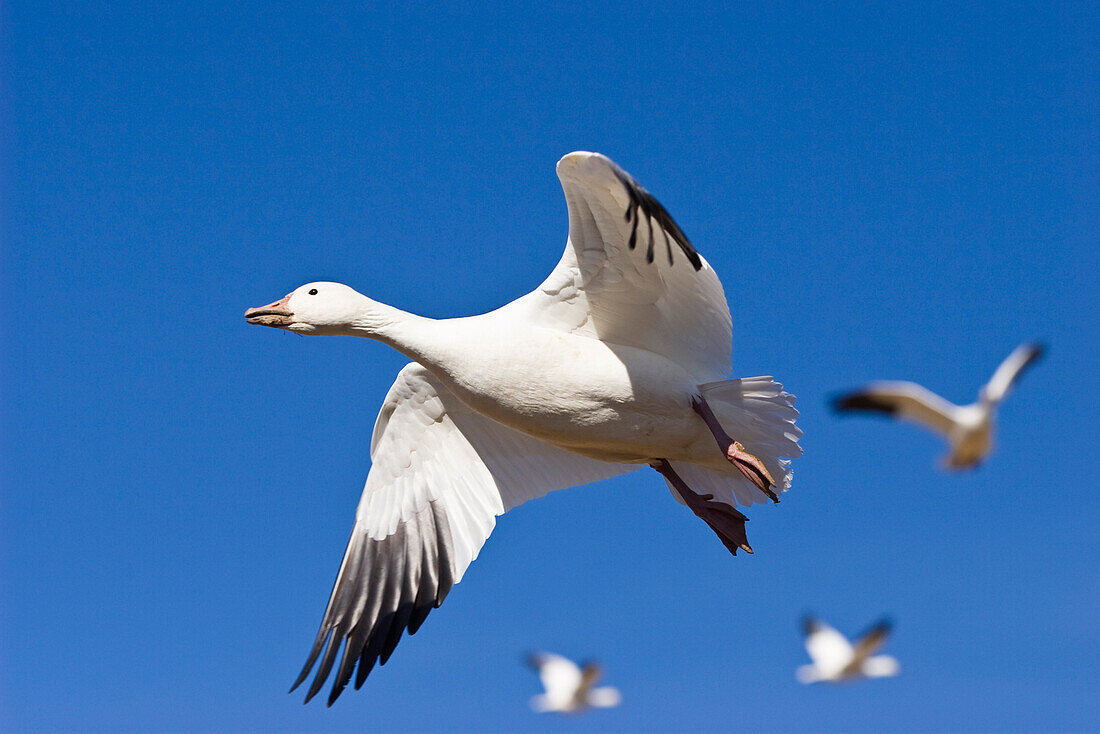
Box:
(3, 2, 1098, 732)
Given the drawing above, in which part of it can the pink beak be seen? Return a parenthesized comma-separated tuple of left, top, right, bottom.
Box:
(245, 293, 293, 326)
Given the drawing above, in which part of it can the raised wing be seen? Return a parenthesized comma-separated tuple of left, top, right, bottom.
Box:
(982, 343, 1044, 403)
(802, 616, 854, 674)
(842, 617, 893, 675)
(293, 365, 637, 705)
(515, 152, 733, 381)
(529, 652, 583, 697)
(578, 661, 603, 691)
(833, 381, 962, 437)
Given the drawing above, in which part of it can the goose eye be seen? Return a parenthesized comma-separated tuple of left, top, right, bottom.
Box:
(308, 289, 318, 295)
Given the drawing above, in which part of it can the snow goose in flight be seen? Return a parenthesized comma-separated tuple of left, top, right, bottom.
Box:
(832, 343, 1043, 469)
(245, 151, 802, 704)
(526, 653, 621, 714)
(797, 616, 899, 684)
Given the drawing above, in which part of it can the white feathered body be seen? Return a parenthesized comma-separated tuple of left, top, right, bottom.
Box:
(943, 403, 993, 468)
(796, 655, 900, 684)
(403, 316, 707, 462)
(387, 310, 797, 508)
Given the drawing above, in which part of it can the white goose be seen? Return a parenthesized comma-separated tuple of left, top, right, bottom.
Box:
(797, 616, 899, 684)
(526, 653, 621, 714)
(832, 343, 1043, 469)
(245, 152, 802, 705)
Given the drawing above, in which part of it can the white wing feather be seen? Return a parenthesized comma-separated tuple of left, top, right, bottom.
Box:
(837, 381, 963, 437)
(588, 686, 622, 708)
(982, 343, 1043, 403)
(514, 152, 733, 382)
(803, 618, 855, 675)
(531, 653, 584, 699)
(294, 364, 636, 704)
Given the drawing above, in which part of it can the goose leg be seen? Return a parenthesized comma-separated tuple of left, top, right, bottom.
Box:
(652, 459, 753, 555)
(691, 395, 778, 503)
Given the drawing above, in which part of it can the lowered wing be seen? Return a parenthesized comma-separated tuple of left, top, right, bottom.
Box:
(293, 364, 636, 704)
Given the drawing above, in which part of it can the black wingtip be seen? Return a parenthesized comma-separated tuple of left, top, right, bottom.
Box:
(354, 650, 379, 690)
(870, 616, 895, 634)
(801, 614, 819, 637)
(289, 659, 313, 694)
(831, 392, 898, 416)
(611, 166, 703, 272)
(855, 616, 895, 644)
(289, 626, 332, 695)
(379, 604, 414, 666)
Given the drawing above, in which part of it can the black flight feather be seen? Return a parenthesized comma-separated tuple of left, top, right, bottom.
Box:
(612, 167, 703, 271)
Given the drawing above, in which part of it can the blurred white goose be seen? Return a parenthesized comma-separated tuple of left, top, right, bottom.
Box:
(245, 151, 802, 705)
(833, 343, 1043, 469)
(797, 616, 899, 684)
(527, 653, 621, 714)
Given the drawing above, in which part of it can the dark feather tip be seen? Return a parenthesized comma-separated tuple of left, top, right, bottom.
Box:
(869, 617, 894, 634)
(612, 167, 703, 271)
(831, 392, 898, 415)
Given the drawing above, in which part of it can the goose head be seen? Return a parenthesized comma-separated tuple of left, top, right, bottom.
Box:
(245, 282, 368, 335)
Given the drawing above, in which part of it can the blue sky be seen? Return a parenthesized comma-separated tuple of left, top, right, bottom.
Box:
(2, 1, 1097, 732)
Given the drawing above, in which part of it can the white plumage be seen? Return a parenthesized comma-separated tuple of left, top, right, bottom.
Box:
(245, 152, 801, 704)
(833, 343, 1043, 468)
(797, 616, 899, 684)
(527, 653, 621, 714)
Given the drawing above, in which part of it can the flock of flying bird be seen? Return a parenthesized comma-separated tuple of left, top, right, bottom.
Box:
(526, 612, 903, 714)
(245, 151, 1043, 712)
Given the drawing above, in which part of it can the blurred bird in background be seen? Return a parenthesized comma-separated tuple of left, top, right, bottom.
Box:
(797, 616, 900, 684)
(832, 343, 1043, 469)
(526, 652, 622, 714)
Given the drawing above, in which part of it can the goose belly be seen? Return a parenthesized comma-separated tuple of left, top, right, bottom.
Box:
(946, 411, 993, 467)
(948, 426, 992, 467)
(434, 328, 706, 461)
